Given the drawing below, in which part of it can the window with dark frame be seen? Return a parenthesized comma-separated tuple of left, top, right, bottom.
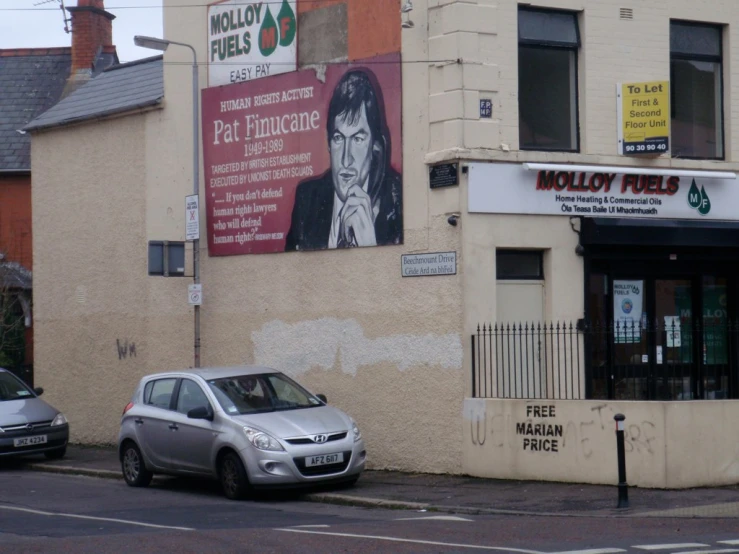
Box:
(148, 241, 185, 277)
(670, 21, 724, 160)
(496, 250, 544, 280)
(518, 8, 580, 152)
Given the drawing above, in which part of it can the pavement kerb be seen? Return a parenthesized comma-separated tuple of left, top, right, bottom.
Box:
(27, 463, 630, 518)
(301, 493, 637, 518)
(27, 464, 739, 519)
(28, 464, 122, 481)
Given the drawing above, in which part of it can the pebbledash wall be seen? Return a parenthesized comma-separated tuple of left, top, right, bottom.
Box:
(448, 0, 739, 487)
(29, 0, 739, 485)
(31, 0, 466, 474)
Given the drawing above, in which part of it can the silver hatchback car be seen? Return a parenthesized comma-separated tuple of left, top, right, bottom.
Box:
(118, 366, 366, 499)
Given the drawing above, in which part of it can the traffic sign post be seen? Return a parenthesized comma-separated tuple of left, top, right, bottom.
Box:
(188, 284, 202, 306)
(186, 194, 199, 241)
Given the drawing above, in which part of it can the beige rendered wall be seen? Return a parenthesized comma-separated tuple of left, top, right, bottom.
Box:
(133, 0, 466, 474)
(463, 398, 739, 488)
(31, 111, 194, 445)
(429, 0, 739, 166)
(436, 0, 739, 347)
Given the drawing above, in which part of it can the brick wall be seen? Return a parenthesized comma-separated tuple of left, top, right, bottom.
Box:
(69, 0, 114, 74)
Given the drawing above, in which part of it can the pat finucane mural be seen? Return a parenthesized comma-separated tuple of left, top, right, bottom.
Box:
(201, 53, 403, 255)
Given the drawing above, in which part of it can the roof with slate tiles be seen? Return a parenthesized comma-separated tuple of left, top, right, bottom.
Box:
(24, 55, 164, 133)
(0, 48, 72, 172)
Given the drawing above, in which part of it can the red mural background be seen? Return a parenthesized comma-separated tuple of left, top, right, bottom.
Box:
(201, 52, 402, 255)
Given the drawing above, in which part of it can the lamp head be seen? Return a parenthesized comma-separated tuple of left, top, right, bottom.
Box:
(134, 35, 170, 52)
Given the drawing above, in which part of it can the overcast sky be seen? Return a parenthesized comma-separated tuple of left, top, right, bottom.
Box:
(1, 0, 164, 63)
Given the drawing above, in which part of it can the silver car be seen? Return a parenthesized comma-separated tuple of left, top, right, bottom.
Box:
(0, 368, 69, 460)
(118, 366, 366, 499)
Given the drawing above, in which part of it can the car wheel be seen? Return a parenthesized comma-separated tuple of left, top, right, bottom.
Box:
(44, 446, 67, 460)
(121, 442, 153, 487)
(219, 452, 251, 500)
(339, 475, 359, 489)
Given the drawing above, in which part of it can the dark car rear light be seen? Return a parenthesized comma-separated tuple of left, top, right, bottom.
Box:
(122, 402, 134, 415)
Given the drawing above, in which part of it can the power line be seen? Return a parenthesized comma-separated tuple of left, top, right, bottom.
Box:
(157, 59, 454, 66)
(5, 1, 353, 10)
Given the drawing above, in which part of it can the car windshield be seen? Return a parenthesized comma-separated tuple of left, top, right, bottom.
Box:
(207, 373, 323, 415)
(0, 371, 34, 402)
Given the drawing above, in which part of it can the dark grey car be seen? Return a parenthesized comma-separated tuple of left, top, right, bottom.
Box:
(0, 368, 69, 460)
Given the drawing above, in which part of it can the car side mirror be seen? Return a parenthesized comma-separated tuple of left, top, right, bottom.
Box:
(187, 406, 213, 421)
(316, 394, 327, 404)
(34, 387, 44, 396)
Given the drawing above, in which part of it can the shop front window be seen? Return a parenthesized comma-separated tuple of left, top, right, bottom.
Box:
(654, 279, 693, 400)
(612, 279, 648, 400)
(702, 276, 729, 399)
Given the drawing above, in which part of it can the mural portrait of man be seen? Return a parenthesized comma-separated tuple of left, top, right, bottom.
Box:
(285, 69, 403, 251)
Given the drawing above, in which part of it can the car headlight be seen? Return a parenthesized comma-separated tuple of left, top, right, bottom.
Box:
(51, 413, 67, 426)
(243, 427, 284, 451)
(351, 419, 361, 442)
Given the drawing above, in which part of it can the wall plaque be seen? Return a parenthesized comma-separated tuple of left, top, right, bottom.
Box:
(429, 163, 458, 189)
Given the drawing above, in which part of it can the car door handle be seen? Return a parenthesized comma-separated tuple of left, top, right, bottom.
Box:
(168, 423, 179, 430)
(134, 418, 144, 425)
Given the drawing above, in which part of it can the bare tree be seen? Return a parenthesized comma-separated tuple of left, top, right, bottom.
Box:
(0, 257, 31, 369)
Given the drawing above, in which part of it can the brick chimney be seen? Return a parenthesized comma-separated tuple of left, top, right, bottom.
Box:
(64, 0, 117, 92)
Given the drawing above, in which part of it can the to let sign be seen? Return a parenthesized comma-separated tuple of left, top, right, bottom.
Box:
(186, 195, 199, 241)
(617, 81, 669, 155)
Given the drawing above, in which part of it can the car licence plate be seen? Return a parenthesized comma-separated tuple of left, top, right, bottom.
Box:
(14, 435, 47, 448)
(305, 452, 343, 467)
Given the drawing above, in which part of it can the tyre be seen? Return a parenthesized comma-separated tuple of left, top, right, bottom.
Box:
(338, 475, 359, 489)
(121, 442, 153, 487)
(44, 446, 67, 460)
(219, 452, 251, 500)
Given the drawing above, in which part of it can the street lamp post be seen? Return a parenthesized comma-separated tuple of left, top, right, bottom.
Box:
(135, 35, 201, 368)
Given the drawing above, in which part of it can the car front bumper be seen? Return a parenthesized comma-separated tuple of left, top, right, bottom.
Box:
(0, 423, 69, 458)
(240, 437, 366, 487)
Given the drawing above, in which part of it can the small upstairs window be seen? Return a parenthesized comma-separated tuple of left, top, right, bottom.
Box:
(670, 21, 724, 159)
(518, 8, 580, 152)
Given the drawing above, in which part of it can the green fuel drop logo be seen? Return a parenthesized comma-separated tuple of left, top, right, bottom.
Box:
(687, 179, 711, 216)
(259, 0, 296, 56)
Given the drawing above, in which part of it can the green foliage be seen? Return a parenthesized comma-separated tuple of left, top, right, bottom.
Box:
(0, 294, 26, 369)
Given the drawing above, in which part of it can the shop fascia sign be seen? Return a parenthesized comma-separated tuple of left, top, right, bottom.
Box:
(468, 163, 738, 222)
(207, 0, 297, 87)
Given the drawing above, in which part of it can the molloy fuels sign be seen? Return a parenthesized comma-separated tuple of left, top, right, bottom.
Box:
(208, 0, 297, 86)
(468, 163, 738, 221)
(617, 81, 670, 155)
